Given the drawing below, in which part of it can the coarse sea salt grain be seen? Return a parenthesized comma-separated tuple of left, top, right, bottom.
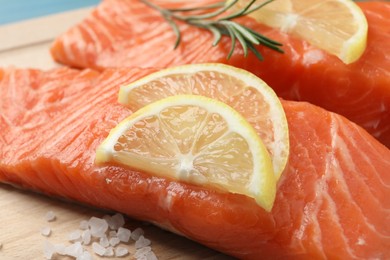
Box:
(54, 243, 67, 256)
(89, 217, 109, 238)
(111, 213, 125, 229)
(76, 250, 93, 260)
(145, 250, 158, 260)
(134, 249, 158, 260)
(109, 236, 120, 247)
(104, 246, 115, 257)
(43, 240, 55, 259)
(92, 242, 106, 256)
(43, 241, 67, 259)
(103, 215, 114, 228)
(104, 213, 126, 230)
(81, 230, 92, 245)
(134, 246, 151, 258)
(115, 246, 129, 257)
(41, 227, 51, 237)
(63, 242, 83, 258)
(117, 227, 131, 243)
(45, 211, 56, 222)
(99, 236, 110, 247)
(131, 227, 144, 241)
(68, 230, 82, 242)
(135, 235, 151, 249)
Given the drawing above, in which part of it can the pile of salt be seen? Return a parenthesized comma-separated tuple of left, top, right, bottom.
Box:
(41, 212, 158, 260)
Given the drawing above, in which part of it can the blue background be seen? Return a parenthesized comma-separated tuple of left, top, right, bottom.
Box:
(0, 0, 101, 25)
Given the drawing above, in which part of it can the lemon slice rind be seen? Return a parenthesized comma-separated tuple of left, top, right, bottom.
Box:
(97, 95, 276, 211)
(118, 63, 289, 181)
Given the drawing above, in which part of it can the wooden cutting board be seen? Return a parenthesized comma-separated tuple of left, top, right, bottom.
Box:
(0, 9, 234, 260)
(0, 184, 233, 260)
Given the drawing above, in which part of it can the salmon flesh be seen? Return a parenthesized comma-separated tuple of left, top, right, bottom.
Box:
(50, 0, 390, 147)
(0, 67, 389, 259)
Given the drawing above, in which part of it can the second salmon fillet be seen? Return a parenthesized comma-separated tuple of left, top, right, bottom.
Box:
(50, 0, 390, 147)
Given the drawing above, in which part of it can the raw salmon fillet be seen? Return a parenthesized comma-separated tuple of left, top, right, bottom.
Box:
(0, 67, 389, 259)
(50, 0, 390, 148)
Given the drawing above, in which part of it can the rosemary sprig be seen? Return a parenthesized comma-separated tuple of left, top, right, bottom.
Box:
(140, 0, 283, 61)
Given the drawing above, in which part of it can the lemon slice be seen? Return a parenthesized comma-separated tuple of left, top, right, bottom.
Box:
(235, 0, 368, 64)
(118, 63, 289, 181)
(96, 95, 276, 211)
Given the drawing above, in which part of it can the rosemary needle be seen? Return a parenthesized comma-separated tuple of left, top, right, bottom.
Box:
(140, 0, 284, 61)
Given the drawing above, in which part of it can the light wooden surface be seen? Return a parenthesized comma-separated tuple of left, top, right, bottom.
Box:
(0, 8, 92, 69)
(0, 9, 234, 260)
(0, 184, 233, 259)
